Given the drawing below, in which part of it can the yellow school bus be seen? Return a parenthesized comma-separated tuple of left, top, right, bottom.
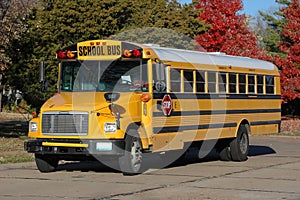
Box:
(25, 40, 281, 175)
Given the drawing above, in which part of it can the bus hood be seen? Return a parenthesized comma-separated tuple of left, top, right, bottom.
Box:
(41, 92, 111, 112)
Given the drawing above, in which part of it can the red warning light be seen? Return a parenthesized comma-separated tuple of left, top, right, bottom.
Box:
(57, 50, 77, 59)
(133, 49, 142, 57)
(122, 49, 142, 58)
(57, 50, 66, 59)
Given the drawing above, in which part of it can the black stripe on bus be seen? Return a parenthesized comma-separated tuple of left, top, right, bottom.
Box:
(250, 120, 281, 126)
(153, 93, 281, 100)
(153, 120, 281, 134)
(153, 109, 281, 117)
(153, 122, 237, 134)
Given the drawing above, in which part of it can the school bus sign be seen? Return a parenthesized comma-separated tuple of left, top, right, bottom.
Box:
(77, 40, 122, 60)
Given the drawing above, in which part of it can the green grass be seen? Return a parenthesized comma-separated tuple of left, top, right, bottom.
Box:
(0, 137, 34, 164)
(0, 153, 34, 164)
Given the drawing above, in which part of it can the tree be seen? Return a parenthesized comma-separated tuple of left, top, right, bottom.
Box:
(194, 0, 269, 60)
(0, 0, 37, 67)
(275, 0, 300, 104)
(110, 27, 199, 50)
(0, 0, 37, 111)
(256, 0, 299, 114)
(110, 1, 209, 50)
(280, 0, 300, 67)
(257, 0, 290, 55)
(5, 0, 208, 109)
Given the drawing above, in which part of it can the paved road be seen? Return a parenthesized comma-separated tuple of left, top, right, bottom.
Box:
(0, 135, 299, 200)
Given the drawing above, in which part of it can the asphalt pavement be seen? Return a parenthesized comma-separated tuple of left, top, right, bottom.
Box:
(0, 135, 299, 200)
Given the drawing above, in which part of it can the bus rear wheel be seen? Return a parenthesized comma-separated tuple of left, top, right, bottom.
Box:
(119, 130, 144, 175)
(35, 154, 59, 173)
(230, 124, 249, 161)
(219, 145, 232, 161)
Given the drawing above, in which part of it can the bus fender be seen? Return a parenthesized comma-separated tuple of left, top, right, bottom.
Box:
(125, 123, 150, 149)
(236, 119, 251, 137)
(137, 125, 150, 149)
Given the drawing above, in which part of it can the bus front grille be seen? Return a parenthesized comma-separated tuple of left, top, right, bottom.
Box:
(42, 112, 88, 136)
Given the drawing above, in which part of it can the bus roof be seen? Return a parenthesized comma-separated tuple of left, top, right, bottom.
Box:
(61, 40, 276, 71)
(144, 44, 276, 71)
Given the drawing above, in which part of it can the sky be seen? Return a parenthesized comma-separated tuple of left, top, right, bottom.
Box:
(178, 0, 279, 16)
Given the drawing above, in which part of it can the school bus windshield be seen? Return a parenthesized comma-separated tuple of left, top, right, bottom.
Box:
(60, 59, 148, 92)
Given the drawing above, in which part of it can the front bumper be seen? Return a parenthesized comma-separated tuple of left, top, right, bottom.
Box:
(24, 139, 125, 156)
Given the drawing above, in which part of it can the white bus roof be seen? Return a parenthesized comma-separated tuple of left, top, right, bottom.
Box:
(146, 45, 276, 71)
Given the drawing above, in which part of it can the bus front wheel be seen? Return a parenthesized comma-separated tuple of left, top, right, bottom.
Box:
(119, 130, 144, 175)
(35, 154, 59, 173)
(230, 124, 249, 161)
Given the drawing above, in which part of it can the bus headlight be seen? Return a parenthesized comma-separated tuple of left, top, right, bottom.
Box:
(29, 122, 38, 132)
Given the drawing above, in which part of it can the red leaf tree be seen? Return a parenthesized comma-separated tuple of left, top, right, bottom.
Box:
(194, 0, 269, 60)
(275, 0, 300, 103)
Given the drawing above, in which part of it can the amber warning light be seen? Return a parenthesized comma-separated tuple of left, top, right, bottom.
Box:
(57, 50, 76, 59)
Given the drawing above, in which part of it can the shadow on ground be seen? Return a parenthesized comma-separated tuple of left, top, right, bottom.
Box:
(248, 145, 276, 157)
(54, 145, 276, 174)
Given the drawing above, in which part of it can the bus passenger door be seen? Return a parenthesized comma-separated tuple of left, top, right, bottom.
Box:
(150, 62, 171, 152)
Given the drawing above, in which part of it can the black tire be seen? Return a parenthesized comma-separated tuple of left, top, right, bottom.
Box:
(217, 139, 232, 161)
(119, 129, 144, 175)
(219, 146, 232, 161)
(35, 154, 59, 173)
(230, 124, 249, 161)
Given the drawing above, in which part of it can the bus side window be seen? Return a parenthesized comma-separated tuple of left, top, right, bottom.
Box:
(184, 70, 194, 92)
(229, 73, 237, 93)
(196, 70, 205, 93)
(266, 76, 274, 94)
(248, 74, 255, 94)
(239, 74, 246, 94)
(208, 71, 216, 93)
(153, 62, 166, 92)
(170, 68, 181, 92)
(218, 72, 227, 93)
(257, 75, 264, 94)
